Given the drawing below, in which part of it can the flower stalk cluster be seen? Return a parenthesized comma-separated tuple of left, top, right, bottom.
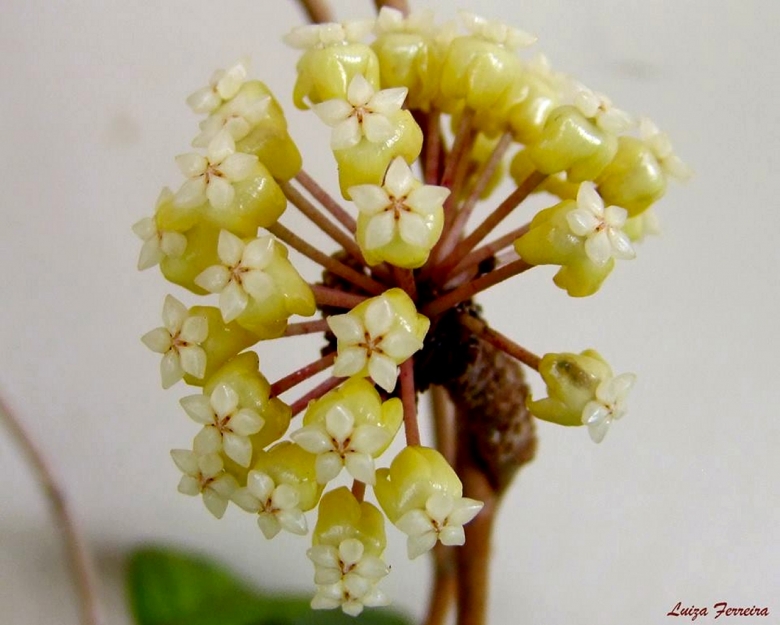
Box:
(134, 2, 688, 621)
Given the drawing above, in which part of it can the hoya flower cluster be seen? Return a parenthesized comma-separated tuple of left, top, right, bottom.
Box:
(134, 5, 688, 617)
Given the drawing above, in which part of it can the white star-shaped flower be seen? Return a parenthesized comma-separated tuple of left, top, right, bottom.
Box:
(581, 372, 636, 443)
(186, 58, 249, 114)
(194, 230, 278, 323)
(327, 296, 424, 392)
(308, 538, 390, 617)
(132, 190, 187, 270)
(291, 403, 391, 485)
(459, 11, 537, 49)
(192, 93, 271, 148)
(180, 383, 265, 468)
(313, 74, 408, 150)
(170, 449, 238, 519)
(173, 131, 258, 210)
(232, 470, 307, 538)
(639, 117, 693, 181)
(350, 157, 449, 251)
(573, 85, 635, 135)
(141, 295, 208, 388)
(566, 183, 636, 266)
(283, 20, 375, 50)
(395, 492, 484, 559)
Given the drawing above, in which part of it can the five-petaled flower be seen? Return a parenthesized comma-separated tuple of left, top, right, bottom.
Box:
(174, 131, 258, 210)
(141, 294, 208, 388)
(170, 449, 238, 519)
(566, 182, 636, 265)
(180, 382, 265, 467)
(573, 84, 635, 135)
(232, 470, 308, 538)
(581, 372, 637, 443)
(313, 74, 408, 150)
(186, 58, 249, 114)
(639, 116, 694, 181)
(132, 190, 187, 270)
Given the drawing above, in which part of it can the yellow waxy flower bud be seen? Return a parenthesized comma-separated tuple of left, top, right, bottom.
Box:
(374, 446, 483, 559)
(181, 306, 259, 386)
(596, 136, 667, 217)
(313, 487, 386, 556)
(528, 350, 612, 426)
(504, 61, 561, 144)
(526, 105, 618, 182)
(160, 222, 221, 295)
(291, 378, 403, 485)
(334, 110, 423, 198)
(204, 352, 292, 476)
(154, 186, 201, 233)
(529, 350, 636, 443)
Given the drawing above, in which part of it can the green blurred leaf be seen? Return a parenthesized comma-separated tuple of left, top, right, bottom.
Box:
(127, 546, 413, 625)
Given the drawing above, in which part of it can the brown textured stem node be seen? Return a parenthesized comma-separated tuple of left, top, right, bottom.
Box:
(296, 0, 334, 24)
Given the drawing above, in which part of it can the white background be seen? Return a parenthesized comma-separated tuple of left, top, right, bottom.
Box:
(1, 1, 778, 623)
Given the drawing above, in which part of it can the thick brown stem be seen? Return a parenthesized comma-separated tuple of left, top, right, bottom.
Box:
(269, 222, 384, 295)
(423, 386, 458, 625)
(295, 0, 334, 23)
(280, 182, 367, 267)
(374, 0, 409, 15)
(311, 285, 368, 309)
(270, 352, 336, 396)
(460, 314, 541, 370)
(289, 376, 343, 416)
(282, 318, 330, 337)
(455, 441, 498, 625)
(393, 266, 418, 301)
(295, 171, 357, 234)
(433, 170, 546, 282)
(422, 259, 533, 318)
(399, 359, 420, 446)
(423, 110, 443, 185)
(0, 393, 102, 625)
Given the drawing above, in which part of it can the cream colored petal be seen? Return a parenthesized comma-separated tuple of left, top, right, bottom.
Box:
(582, 400, 610, 426)
(194, 265, 230, 294)
(290, 426, 334, 454)
(361, 112, 394, 144)
(325, 404, 355, 444)
(207, 130, 236, 165)
(180, 315, 208, 344)
(162, 295, 187, 333)
(257, 513, 283, 539)
(175, 153, 208, 178)
(193, 426, 222, 455)
(132, 217, 156, 241)
(186, 86, 220, 114)
(344, 452, 376, 485)
(567, 208, 600, 237)
(368, 87, 407, 116)
(576, 182, 604, 217)
(160, 351, 184, 389)
(174, 177, 207, 209)
(202, 489, 230, 519)
(364, 296, 394, 337)
(327, 314, 364, 344)
(405, 185, 450, 215)
(331, 116, 361, 150)
(438, 525, 466, 546)
(307, 544, 339, 569)
(608, 229, 636, 260)
(350, 425, 391, 455)
(231, 487, 261, 513)
(598, 107, 634, 135)
(206, 176, 235, 211)
(598, 372, 636, 405)
(397, 509, 435, 536)
(219, 280, 248, 322)
(384, 157, 414, 198)
(313, 99, 354, 127)
(242, 235, 275, 269)
(170, 449, 198, 475)
(347, 73, 374, 107)
(241, 270, 276, 303)
(380, 329, 422, 360)
(223, 432, 253, 467)
(587, 419, 611, 443)
(216, 58, 248, 100)
(604, 205, 628, 228)
(159, 232, 187, 258)
(271, 484, 300, 511)
(333, 347, 368, 377)
(348, 185, 391, 216)
(179, 345, 207, 379)
(137, 238, 163, 271)
(584, 230, 612, 266)
(219, 152, 257, 182)
(180, 395, 215, 425)
(276, 509, 308, 535)
(363, 212, 396, 250)
(230, 408, 264, 436)
(368, 353, 398, 392)
(210, 382, 240, 418)
(247, 470, 275, 502)
(448, 498, 484, 525)
(141, 327, 172, 354)
(425, 492, 455, 524)
(398, 211, 430, 247)
(177, 475, 201, 496)
(339, 538, 365, 566)
(407, 531, 438, 559)
(315, 452, 344, 484)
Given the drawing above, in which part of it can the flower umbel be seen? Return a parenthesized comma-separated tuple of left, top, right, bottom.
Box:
(136, 5, 686, 618)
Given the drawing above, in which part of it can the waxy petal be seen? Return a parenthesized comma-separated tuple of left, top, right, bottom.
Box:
(210, 383, 240, 418)
(219, 280, 249, 322)
(141, 327, 173, 354)
(194, 265, 230, 293)
(180, 395, 214, 425)
(349, 184, 391, 215)
(584, 229, 612, 266)
(344, 452, 376, 484)
(223, 432, 253, 467)
(179, 345, 207, 379)
(331, 116, 361, 150)
(362, 112, 394, 144)
(206, 175, 236, 211)
(327, 314, 364, 344)
(364, 211, 396, 250)
(405, 185, 449, 215)
(219, 152, 258, 182)
(325, 404, 355, 443)
(364, 297, 394, 337)
(398, 211, 430, 247)
(247, 471, 276, 502)
(368, 353, 398, 392)
(384, 157, 414, 198)
(160, 351, 184, 388)
(333, 347, 368, 377)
